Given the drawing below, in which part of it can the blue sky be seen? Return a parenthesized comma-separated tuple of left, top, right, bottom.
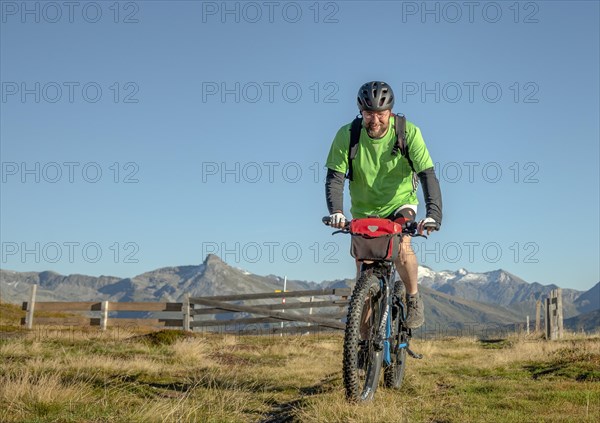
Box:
(1, 1, 599, 292)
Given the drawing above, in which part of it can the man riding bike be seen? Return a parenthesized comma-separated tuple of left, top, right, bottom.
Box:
(325, 81, 443, 329)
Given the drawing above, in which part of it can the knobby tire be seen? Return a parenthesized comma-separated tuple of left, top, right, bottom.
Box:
(343, 272, 384, 402)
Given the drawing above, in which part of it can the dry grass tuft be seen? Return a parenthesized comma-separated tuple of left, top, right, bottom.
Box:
(172, 337, 214, 366)
(0, 368, 94, 422)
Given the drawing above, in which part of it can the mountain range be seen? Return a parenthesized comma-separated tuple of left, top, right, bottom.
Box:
(1, 254, 598, 332)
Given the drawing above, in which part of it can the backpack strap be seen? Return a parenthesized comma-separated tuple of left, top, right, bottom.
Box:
(346, 117, 362, 181)
(392, 114, 416, 174)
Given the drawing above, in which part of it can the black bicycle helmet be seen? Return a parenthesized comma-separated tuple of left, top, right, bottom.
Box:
(357, 81, 395, 111)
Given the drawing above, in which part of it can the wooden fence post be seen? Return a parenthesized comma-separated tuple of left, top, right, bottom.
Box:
(545, 297, 551, 340)
(308, 296, 315, 326)
(551, 290, 557, 340)
(535, 300, 541, 333)
(25, 284, 37, 330)
(100, 301, 109, 331)
(526, 315, 530, 335)
(556, 288, 563, 339)
(183, 295, 191, 332)
(544, 289, 564, 341)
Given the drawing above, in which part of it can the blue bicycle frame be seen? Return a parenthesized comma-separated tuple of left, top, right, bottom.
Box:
(379, 277, 408, 366)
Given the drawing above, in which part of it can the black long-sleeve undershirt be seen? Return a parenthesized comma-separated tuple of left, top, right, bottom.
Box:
(325, 169, 345, 214)
(418, 167, 443, 225)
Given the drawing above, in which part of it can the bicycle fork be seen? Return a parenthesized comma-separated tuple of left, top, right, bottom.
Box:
(377, 280, 424, 363)
(373, 281, 391, 363)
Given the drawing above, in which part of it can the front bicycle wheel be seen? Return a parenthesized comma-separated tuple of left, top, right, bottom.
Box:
(384, 280, 408, 389)
(343, 271, 384, 402)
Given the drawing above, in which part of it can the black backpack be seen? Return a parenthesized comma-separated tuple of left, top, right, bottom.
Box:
(346, 114, 416, 181)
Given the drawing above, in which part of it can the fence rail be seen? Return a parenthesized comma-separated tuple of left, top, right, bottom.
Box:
(191, 299, 347, 315)
(21, 285, 350, 332)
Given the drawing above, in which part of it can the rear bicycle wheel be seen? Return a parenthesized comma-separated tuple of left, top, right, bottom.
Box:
(384, 280, 408, 389)
(343, 271, 384, 402)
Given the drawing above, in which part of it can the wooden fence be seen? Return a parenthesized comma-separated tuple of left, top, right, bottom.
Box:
(21, 285, 568, 339)
(524, 289, 564, 340)
(21, 285, 350, 333)
(189, 288, 350, 332)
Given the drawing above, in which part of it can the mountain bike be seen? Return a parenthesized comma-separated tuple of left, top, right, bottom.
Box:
(323, 216, 424, 402)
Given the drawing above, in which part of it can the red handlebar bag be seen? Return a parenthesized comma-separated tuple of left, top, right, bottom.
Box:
(349, 218, 403, 261)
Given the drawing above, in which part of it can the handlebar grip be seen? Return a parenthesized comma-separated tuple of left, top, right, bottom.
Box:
(322, 216, 331, 225)
(423, 222, 440, 231)
(405, 221, 419, 232)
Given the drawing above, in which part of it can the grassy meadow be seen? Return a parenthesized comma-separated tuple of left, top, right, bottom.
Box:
(1, 302, 599, 422)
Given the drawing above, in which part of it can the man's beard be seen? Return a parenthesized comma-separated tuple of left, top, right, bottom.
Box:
(365, 121, 389, 139)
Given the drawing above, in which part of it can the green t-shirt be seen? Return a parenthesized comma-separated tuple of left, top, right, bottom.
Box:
(326, 116, 434, 219)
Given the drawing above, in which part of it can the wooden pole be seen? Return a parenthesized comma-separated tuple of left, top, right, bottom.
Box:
(526, 315, 530, 335)
(552, 290, 559, 340)
(535, 300, 541, 333)
(100, 301, 109, 331)
(183, 294, 191, 332)
(280, 276, 287, 336)
(556, 288, 563, 339)
(26, 284, 37, 330)
(306, 295, 315, 334)
(546, 289, 561, 341)
(545, 297, 551, 340)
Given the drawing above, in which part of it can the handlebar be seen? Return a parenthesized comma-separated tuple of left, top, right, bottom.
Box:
(322, 216, 422, 235)
(322, 216, 349, 227)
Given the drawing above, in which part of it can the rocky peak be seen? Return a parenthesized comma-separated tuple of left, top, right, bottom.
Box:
(203, 254, 224, 267)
